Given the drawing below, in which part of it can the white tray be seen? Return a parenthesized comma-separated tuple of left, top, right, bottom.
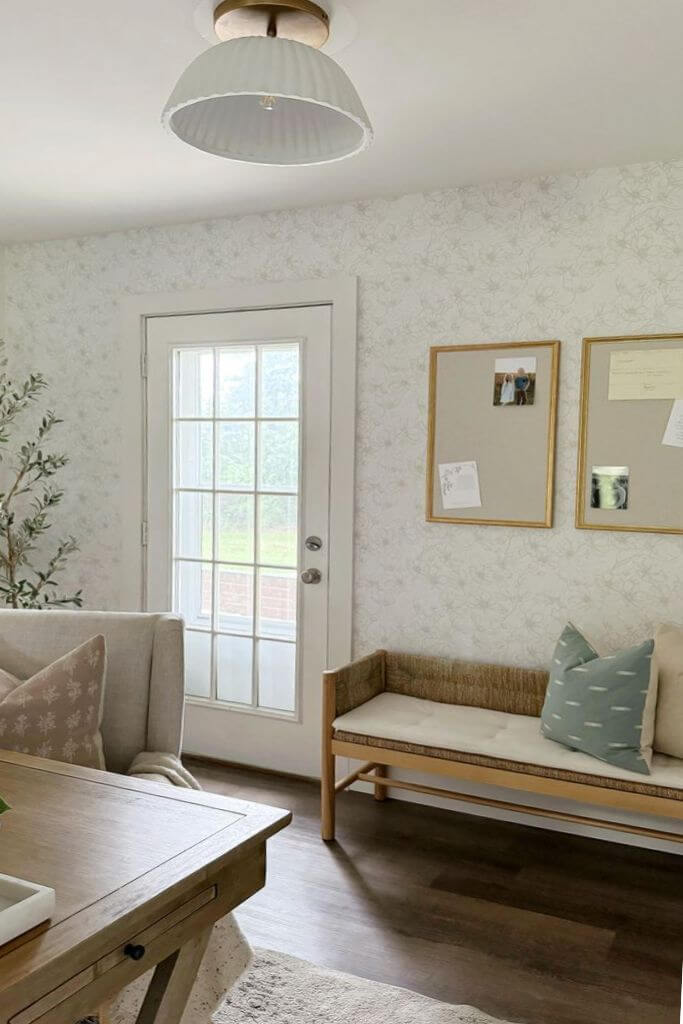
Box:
(0, 873, 56, 946)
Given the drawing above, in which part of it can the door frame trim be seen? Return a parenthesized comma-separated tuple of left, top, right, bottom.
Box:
(120, 276, 357, 670)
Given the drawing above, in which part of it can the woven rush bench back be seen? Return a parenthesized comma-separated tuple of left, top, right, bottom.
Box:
(385, 651, 549, 718)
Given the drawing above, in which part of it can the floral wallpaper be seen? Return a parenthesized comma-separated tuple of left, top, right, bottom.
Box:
(2, 159, 683, 669)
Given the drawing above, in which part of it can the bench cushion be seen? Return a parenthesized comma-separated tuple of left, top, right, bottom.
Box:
(333, 692, 683, 799)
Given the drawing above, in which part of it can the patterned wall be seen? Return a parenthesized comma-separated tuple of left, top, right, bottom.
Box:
(3, 159, 683, 668)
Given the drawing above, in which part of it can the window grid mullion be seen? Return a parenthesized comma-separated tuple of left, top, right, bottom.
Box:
(251, 347, 260, 708)
(174, 487, 297, 498)
(173, 555, 298, 571)
(171, 351, 178, 619)
(174, 416, 298, 423)
(210, 348, 218, 702)
(185, 627, 296, 645)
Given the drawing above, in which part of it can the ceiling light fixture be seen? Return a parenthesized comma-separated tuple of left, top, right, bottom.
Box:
(163, 0, 373, 166)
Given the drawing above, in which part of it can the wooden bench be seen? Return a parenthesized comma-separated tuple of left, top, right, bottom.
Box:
(321, 649, 683, 844)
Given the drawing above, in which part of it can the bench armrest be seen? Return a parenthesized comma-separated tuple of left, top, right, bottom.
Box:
(323, 650, 386, 727)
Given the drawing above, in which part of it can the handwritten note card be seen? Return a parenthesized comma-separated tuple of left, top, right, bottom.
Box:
(608, 349, 683, 401)
(438, 461, 482, 510)
(662, 400, 683, 448)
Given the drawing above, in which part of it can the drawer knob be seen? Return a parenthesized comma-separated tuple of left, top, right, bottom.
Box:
(124, 943, 146, 961)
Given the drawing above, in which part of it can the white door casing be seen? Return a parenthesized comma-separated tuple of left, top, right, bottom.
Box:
(120, 280, 356, 777)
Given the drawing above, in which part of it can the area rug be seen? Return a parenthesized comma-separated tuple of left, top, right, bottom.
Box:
(216, 949, 516, 1024)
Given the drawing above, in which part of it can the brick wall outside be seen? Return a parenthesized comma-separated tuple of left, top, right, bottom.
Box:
(200, 566, 296, 628)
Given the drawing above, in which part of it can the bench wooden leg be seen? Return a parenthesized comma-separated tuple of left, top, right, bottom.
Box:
(321, 674, 336, 841)
(321, 743, 336, 841)
(374, 764, 388, 801)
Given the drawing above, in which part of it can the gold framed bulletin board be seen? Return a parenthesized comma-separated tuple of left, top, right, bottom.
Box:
(426, 340, 561, 528)
(576, 333, 683, 534)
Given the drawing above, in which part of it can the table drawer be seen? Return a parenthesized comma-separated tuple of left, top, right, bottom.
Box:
(96, 885, 216, 974)
(10, 885, 217, 1024)
(8, 968, 96, 1024)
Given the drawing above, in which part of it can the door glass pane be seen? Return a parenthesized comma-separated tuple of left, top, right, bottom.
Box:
(258, 421, 298, 492)
(218, 347, 255, 418)
(175, 349, 214, 418)
(257, 495, 297, 567)
(259, 344, 299, 418)
(175, 491, 213, 560)
(217, 422, 255, 490)
(257, 568, 297, 641)
(216, 635, 253, 704)
(175, 561, 212, 630)
(216, 565, 254, 635)
(185, 630, 212, 698)
(258, 640, 296, 712)
(217, 493, 254, 563)
(175, 422, 213, 489)
(171, 340, 300, 714)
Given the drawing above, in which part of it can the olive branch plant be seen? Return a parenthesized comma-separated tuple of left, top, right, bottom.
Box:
(0, 342, 84, 815)
(0, 342, 83, 613)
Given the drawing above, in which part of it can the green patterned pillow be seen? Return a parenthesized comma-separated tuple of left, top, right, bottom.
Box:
(540, 623, 657, 775)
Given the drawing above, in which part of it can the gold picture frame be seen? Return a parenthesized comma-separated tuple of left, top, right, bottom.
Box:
(576, 332, 683, 535)
(426, 340, 560, 528)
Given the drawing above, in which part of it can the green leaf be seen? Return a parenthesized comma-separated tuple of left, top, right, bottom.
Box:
(0, 343, 83, 613)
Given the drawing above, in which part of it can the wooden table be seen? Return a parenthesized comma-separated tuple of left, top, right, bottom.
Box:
(0, 750, 290, 1024)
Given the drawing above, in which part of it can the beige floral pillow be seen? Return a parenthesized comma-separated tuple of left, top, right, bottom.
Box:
(0, 635, 106, 770)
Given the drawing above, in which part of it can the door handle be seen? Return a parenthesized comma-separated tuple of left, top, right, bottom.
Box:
(301, 568, 322, 584)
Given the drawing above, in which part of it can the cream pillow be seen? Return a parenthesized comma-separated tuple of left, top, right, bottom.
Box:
(0, 635, 106, 769)
(653, 623, 683, 759)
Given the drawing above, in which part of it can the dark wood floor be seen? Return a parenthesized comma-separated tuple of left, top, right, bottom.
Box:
(188, 758, 683, 1024)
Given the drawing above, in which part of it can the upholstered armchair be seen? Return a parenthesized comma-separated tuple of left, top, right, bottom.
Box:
(0, 609, 251, 1024)
(0, 609, 186, 776)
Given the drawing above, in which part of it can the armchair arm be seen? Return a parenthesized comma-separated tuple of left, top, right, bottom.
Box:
(323, 649, 386, 724)
(147, 614, 185, 756)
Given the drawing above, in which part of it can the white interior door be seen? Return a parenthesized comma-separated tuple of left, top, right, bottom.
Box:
(145, 305, 333, 775)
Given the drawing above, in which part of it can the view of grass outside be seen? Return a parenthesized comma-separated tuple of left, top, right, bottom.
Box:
(178, 492, 298, 567)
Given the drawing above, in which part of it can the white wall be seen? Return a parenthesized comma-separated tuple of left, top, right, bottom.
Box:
(2, 158, 683, 849)
(0, 247, 5, 338)
(3, 158, 682, 653)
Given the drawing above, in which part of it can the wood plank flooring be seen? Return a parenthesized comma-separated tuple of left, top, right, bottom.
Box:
(188, 758, 683, 1024)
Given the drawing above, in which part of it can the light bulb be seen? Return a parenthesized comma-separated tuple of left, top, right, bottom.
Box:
(260, 95, 276, 111)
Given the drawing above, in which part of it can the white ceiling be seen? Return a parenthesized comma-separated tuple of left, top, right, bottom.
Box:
(2, 0, 683, 243)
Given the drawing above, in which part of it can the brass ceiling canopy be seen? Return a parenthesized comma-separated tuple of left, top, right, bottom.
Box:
(213, 0, 330, 48)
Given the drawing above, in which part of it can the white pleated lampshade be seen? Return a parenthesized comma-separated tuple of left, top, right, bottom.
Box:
(162, 36, 373, 166)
